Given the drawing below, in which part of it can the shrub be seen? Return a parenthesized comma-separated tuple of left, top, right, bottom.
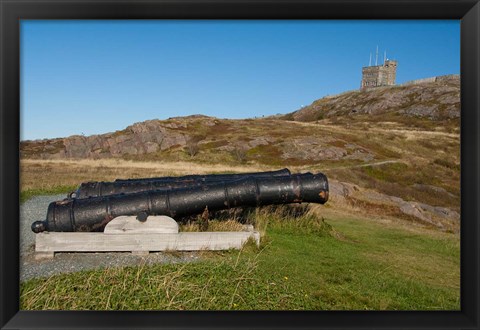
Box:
(433, 158, 460, 171)
(231, 147, 248, 163)
(185, 139, 200, 157)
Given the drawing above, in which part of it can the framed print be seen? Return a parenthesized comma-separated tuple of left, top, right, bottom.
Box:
(1, 0, 479, 329)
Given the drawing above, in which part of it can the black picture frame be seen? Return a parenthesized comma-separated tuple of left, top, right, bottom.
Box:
(1, 0, 479, 329)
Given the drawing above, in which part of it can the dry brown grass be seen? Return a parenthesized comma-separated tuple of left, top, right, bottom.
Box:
(180, 220, 245, 232)
(20, 158, 273, 192)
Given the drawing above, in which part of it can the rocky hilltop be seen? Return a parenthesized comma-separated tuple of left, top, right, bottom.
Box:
(20, 115, 377, 164)
(284, 75, 459, 122)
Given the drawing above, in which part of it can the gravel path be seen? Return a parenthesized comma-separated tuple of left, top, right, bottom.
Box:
(20, 194, 200, 282)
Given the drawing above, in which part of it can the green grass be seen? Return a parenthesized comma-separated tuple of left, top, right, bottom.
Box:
(20, 185, 77, 203)
(433, 158, 460, 171)
(20, 207, 459, 310)
(361, 163, 409, 182)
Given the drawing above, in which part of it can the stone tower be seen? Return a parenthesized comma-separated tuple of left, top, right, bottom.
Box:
(361, 59, 398, 90)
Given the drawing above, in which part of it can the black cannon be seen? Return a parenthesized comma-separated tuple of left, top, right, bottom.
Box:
(113, 168, 291, 183)
(32, 172, 328, 233)
(70, 168, 292, 199)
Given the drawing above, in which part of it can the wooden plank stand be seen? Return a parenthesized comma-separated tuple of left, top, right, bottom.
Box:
(35, 216, 260, 259)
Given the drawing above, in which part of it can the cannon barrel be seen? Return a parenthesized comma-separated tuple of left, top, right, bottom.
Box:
(70, 168, 292, 199)
(114, 168, 291, 183)
(32, 173, 328, 233)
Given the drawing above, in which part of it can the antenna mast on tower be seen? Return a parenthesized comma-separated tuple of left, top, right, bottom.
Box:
(375, 45, 378, 66)
(384, 50, 387, 65)
(369, 53, 372, 66)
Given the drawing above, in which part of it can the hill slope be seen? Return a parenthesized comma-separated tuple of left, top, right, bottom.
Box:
(20, 76, 460, 164)
(20, 115, 392, 165)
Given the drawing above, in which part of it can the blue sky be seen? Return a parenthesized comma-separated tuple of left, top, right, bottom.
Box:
(21, 20, 460, 140)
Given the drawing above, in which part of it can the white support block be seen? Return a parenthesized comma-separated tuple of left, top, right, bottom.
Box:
(104, 215, 179, 234)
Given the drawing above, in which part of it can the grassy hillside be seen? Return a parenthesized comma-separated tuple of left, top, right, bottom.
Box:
(19, 158, 460, 310)
(21, 115, 460, 230)
(21, 206, 459, 311)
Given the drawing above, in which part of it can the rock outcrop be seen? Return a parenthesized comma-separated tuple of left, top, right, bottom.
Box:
(329, 180, 460, 232)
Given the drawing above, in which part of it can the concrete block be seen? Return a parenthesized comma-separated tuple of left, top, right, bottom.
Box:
(104, 215, 178, 234)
